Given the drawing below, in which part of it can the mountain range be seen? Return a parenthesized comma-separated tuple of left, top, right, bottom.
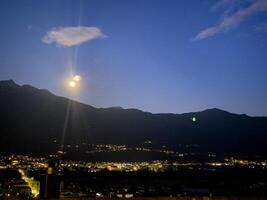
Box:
(0, 80, 267, 158)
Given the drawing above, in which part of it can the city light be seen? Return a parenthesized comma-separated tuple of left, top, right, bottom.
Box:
(18, 169, 40, 197)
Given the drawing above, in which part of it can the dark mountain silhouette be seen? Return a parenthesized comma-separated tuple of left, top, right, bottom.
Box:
(0, 80, 267, 157)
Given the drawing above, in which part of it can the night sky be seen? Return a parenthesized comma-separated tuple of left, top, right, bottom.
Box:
(0, 0, 267, 116)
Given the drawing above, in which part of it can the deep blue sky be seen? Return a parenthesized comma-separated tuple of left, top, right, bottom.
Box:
(0, 0, 267, 116)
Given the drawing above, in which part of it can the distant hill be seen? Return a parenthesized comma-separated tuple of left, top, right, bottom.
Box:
(0, 80, 267, 158)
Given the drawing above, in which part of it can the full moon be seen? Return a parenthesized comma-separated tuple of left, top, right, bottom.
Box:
(69, 80, 76, 88)
(66, 74, 81, 90)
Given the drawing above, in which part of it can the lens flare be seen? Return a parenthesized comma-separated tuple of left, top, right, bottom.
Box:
(73, 75, 81, 82)
(191, 117, 197, 122)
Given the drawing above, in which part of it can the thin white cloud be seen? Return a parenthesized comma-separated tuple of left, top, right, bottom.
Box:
(42, 26, 105, 47)
(210, 0, 237, 12)
(193, 0, 267, 41)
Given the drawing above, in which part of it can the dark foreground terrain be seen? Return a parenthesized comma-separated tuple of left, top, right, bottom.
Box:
(2, 197, 267, 200)
(1, 165, 267, 199)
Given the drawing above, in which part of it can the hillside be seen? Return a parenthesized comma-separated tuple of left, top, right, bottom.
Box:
(0, 80, 267, 158)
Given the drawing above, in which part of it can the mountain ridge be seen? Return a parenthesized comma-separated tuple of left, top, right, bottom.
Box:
(0, 79, 267, 158)
(0, 79, 256, 117)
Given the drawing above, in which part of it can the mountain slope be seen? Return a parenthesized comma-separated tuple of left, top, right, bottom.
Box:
(0, 80, 267, 156)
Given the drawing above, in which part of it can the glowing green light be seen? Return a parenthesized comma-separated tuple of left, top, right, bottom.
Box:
(192, 117, 197, 122)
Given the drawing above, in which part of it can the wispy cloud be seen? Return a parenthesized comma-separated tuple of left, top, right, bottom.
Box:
(193, 0, 267, 41)
(42, 26, 105, 47)
(210, 0, 237, 12)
